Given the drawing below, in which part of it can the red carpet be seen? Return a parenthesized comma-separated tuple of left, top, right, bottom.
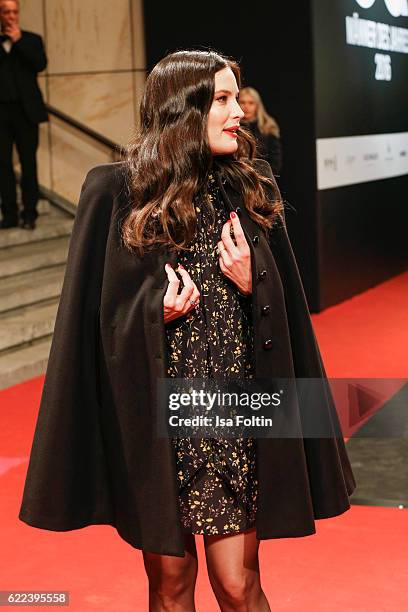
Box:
(1, 272, 407, 610)
(311, 271, 408, 378)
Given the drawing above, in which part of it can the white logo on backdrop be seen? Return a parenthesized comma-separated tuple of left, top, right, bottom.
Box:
(384, 0, 408, 16)
(347, 1, 408, 80)
(355, 0, 376, 8)
(355, 0, 408, 17)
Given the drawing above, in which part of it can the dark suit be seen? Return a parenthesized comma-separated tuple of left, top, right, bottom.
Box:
(19, 159, 356, 557)
(0, 30, 48, 223)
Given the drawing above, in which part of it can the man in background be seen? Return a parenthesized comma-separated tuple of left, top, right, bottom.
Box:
(0, 0, 48, 230)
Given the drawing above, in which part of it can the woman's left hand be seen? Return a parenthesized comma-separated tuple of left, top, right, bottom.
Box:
(218, 212, 252, 295)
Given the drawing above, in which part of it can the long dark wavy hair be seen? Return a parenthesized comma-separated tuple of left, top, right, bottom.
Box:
(123, 49, 283, 254)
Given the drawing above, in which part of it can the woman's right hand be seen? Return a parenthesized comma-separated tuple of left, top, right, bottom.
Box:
(163, 263, 200, 324)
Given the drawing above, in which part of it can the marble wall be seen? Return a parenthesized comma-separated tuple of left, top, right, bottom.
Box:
(18, 0, 146, 204)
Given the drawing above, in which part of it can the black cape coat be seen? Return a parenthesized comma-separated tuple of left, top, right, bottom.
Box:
(19, 159, 356, 557)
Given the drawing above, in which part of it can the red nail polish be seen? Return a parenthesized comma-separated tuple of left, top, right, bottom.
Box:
(178, 264, 185, 269)
(230, 212, 236, 219)
(165, 262, 173, 268)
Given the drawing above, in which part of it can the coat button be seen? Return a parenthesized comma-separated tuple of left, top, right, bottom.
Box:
(263, 339, 273, 350)
(252, 235, 260, 245)
(235, 207, 242, 217)
(261, 305, 270, 315)
(258, 269, 267, 280)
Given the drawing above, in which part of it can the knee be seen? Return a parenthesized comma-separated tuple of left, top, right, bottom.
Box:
(149, 575, 195, 605)
(209, 572, 260, 606)
(147, 564, 197, 601)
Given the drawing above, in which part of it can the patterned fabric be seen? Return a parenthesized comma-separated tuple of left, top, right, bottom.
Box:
(165, 174, 258, 535)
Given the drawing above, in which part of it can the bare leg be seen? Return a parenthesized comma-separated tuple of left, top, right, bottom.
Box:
(142, 534, 198, 612)
(203, 527, 270, 612)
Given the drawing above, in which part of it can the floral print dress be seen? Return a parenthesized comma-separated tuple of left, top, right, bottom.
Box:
(165, 174, 258, 536)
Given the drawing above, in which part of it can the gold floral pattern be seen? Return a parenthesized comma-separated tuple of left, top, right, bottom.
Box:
(165, 174, 258, 535)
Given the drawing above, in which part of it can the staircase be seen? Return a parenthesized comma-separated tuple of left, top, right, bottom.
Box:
(0, 201, 74, 390)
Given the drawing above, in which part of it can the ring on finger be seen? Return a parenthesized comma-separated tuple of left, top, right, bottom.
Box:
(189, 298, 198, 306)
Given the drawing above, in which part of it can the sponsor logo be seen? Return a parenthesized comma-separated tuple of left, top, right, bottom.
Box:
(323, 156, 338, 171)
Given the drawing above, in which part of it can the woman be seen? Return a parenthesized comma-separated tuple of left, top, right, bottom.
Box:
(19, 50, 355, 611)
(239, 86, 282, 176)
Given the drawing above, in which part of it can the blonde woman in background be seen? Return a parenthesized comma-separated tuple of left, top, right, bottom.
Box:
(239, 86, 282, 176)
